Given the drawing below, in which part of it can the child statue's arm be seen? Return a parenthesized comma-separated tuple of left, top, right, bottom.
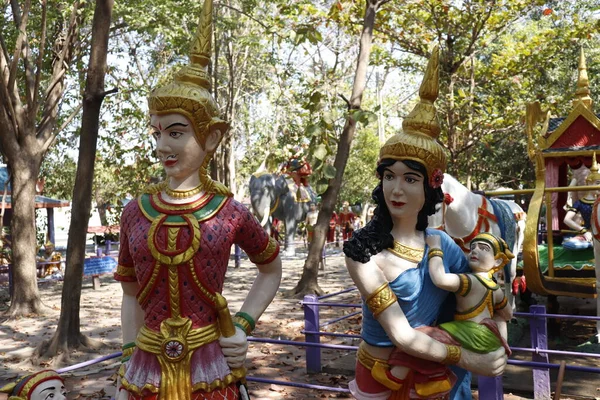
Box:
(425, 234, 460, 292)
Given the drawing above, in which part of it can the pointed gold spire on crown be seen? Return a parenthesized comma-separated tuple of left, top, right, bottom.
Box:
(573, 47, 593, 109)
(587, 152, 600, 184)
(402, 45, 441, 138)
(379, 45, 446, 178)
(147, 0, 231, 196)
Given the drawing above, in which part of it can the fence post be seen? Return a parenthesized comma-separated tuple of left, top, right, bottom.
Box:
(303, 294, 321, 373)
(478, 376, 503, 399)
(530, 304, 551, 399)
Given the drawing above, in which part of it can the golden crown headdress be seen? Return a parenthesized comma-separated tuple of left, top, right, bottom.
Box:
(147, 0, 231, 196)
(0, 370, 63, 400)
(586, 152, 600, 184)
(379, 46, 446, 183)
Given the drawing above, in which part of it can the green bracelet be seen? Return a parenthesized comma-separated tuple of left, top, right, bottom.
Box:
(121, 342, 136, 363)
(122, 342, 136, 350)
(234, 311, 256, 331)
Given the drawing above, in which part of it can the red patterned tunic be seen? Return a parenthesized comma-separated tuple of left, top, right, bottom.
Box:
(115, 192, 279, 399)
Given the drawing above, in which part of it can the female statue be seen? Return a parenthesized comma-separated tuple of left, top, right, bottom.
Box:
(343, 47, 507, 399)
(114, 1, 282, 398)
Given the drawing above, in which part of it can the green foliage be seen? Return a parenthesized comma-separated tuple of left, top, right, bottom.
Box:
(34, 0, 600, 215)
(339, 128, 380, 206)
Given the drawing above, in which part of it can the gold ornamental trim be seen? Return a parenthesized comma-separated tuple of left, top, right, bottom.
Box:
(119, 318, 246, 399)
(365, 282, 397, 319)
(248, 236, 280, 265)
(387, 240, 424, 263)
(542, 102, 600, 150)
(116, 264, 136, 278)
(136, 260, 161, 307)
(189, 259, 217, 304)
(356, 342, 389, 370)
(147, 213, 201, 266)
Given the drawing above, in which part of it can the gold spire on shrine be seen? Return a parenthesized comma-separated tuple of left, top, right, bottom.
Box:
(573, 47, 593, 109)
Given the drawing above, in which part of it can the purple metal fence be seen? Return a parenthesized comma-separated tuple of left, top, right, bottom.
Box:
(301, 290, 600, 400)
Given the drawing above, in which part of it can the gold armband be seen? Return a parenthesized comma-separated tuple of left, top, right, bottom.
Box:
(365, 282, 397, 318)
(428, 248, 444, 259)
(442, 344, 461, 365)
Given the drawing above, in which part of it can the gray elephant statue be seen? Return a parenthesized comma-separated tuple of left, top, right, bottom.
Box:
(249, 172, 316, 256)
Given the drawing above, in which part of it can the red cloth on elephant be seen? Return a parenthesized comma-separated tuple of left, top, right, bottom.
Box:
(115, 193, 278, 398)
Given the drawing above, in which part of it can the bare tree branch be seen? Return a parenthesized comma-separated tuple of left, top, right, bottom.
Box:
(32, 0, 48, 117)
(9, 0, 21, 27)
(0, 31, 9, 62)
(38, 1, 81, 143)
(7, 0, 30, 94)
(54, 102, 82, 136)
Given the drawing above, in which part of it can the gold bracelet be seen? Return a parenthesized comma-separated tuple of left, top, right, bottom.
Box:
(428, 248, 444, 259)
(365, 282, 397, 318)
(579, 227, 588, 234)
(233, 316, 252, 335)
(442, 344, 461, 365)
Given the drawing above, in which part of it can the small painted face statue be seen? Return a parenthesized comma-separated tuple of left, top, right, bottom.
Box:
(382, 161, 426, 222)
(468, 240, 501, 273)
(28, 379, 66, 400)
(468, 232, 513, 275)
(0, 370, 65, 400)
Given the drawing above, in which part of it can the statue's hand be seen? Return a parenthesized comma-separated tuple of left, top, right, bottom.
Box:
(458, 347, 507, 377)
(425, 234, 442, 249)
(219, 326, 249, 369)
(584, 231, 593, 242)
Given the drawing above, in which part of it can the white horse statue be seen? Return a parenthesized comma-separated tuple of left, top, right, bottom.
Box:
(428, 173, 527, 311)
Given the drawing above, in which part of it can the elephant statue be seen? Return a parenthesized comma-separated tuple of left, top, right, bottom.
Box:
(249, 172, 316, 256)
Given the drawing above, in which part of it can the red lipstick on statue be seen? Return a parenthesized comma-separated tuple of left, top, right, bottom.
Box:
(391, 201, 405, 207)
(164, 156, 178, 167)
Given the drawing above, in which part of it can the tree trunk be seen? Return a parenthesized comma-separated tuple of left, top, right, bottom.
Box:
(5, 156, 46, 316)
(35, 0, 114, 360)
(288, 0, 384, 297)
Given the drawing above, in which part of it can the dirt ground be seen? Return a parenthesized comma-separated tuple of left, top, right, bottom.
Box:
(0, 247, 599, 399)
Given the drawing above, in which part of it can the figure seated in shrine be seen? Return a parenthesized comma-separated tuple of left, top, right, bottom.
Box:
(563, 154, 600, 251)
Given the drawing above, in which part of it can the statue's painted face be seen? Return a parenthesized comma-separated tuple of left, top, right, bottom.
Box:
(382, 161, 425, 223)
(589, 178, 600, 197)
(150, 113, 206, 187)
(28, 378, 66, 400)
(468, 241, 500, 273)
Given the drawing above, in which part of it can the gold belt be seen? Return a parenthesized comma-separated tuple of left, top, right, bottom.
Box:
(357, 342, 390, 370)
(136, 317, 221, 400)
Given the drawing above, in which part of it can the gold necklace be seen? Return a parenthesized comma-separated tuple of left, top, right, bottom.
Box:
(387, 240, 424, 263)
(162, 182, 204, 199)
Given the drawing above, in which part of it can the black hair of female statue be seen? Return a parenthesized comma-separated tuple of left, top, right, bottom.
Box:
(343, 158, 444, 264)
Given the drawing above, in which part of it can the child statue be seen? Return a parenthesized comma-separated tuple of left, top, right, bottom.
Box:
(386, 233, 513, 398)
(0, 370, 66, 400)
(114, 1, 282, 399)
